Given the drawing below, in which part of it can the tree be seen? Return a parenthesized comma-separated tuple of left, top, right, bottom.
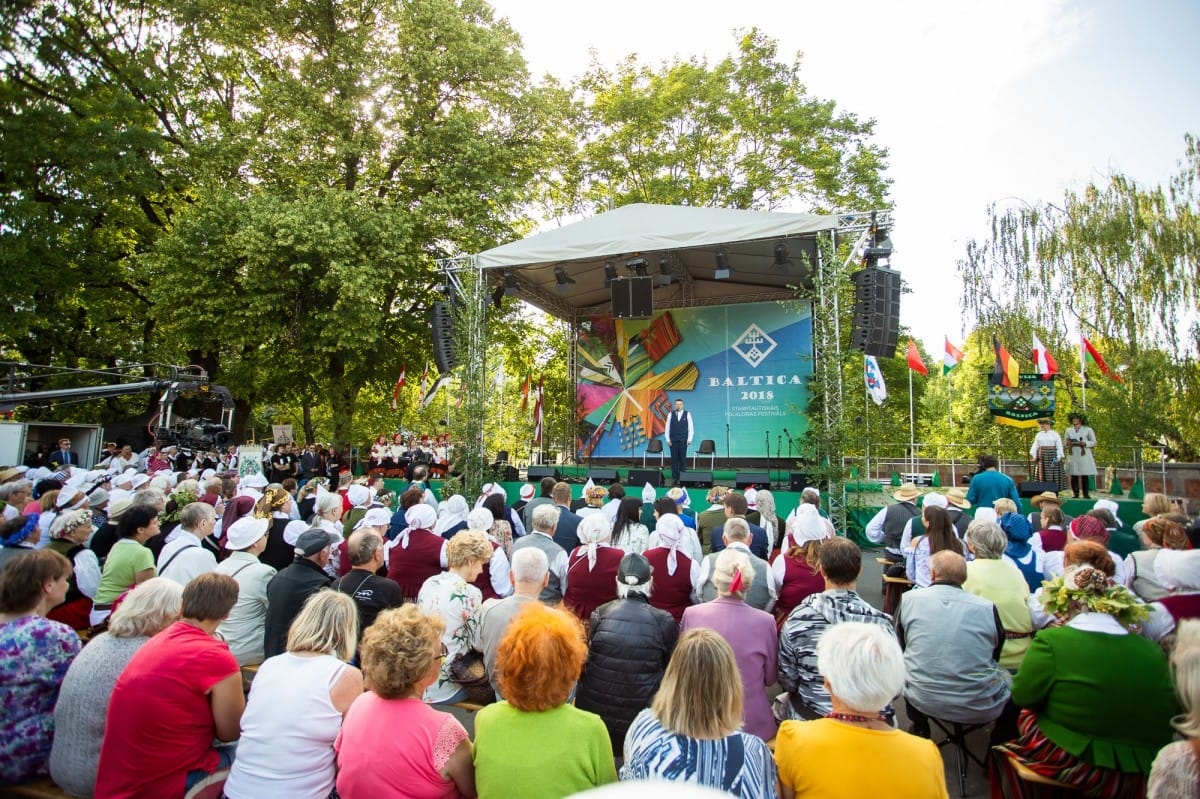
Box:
(556, 29, 890, 216)
(959, 135, 1200, 460)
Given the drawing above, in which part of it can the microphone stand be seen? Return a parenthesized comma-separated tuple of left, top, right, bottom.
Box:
(726, 423, 731, 463)
(776, 435, 783, 488)
(764, 430, 771, 489)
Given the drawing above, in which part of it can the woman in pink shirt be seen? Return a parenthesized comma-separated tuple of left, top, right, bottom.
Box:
(335, 605, 475, 799)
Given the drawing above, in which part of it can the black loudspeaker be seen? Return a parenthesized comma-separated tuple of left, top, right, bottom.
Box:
(611, 277, 654, 319)
(526, 466, 560, 482)
(679, 471, 714, 488)
(790, 472, 813, 492)
(849, 266, 901, 358)
(587, 468, 619, 485)
(1019, 481, 1058, 498)
(735, 471, 771, 490)
(628, 469, 662, 487)
(431, 301, 458, 372)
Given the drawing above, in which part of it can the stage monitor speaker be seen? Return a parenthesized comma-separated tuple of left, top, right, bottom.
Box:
(587, 468, 619, 485)
(611, 276, 654, 319)
(627, 469, 662, 488)
(849, 266, 901, 358)
(679, 471, 714, 488)
(431, 301, 458, 372)
(526, 466, 561, 482)
(790, 472, 813, 492)
(735, 471, 771, 490)
(1019, 481, 1058, 498)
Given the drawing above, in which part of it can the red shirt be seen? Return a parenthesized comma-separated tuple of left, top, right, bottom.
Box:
(95, 622, 239, 799)
(564, 546, 624, 621)
(387, 530, 446, 600)
(775, 554, 824, 624)
(644, 547, 696, 623)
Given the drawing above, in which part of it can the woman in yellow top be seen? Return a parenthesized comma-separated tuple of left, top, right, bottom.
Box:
(775, 621, 949, 799)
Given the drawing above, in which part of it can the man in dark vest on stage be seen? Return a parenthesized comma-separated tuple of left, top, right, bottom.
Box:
(666, 398, 693, 486)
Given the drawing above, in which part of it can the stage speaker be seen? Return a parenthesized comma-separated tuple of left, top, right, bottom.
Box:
(492, 465, 518, 482)
(587, 468, 619, 485)
(611, 277, 654, 319)
(735, 471, 771, 490)
(789, 472, 813, 492)
(431, 301, 458, 372)
(526, 466, 561, 482)
(679, 471, 714, 488)
(1019, 481, 1058, 498)
(628, 469, 662, 488)
(849, 266, 901, 358)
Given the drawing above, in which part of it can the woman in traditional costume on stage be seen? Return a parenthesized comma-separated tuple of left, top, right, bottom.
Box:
(1064, 414, 1098, 499)
(1028, 417, 1064, 491)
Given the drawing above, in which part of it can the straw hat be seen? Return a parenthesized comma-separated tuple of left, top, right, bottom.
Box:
(945, 487, 971, 510)
(892, 482, 921, 502)
(1029, 491, 1062, 508)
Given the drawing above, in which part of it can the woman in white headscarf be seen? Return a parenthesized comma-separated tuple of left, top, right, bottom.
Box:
(643, 512, 701, 624)
(433, 495, 471, 540)
(563, 514, 623, 623)
(649, 497, 703, 563)
(755, 489, 781, 552)
(465, 508, 512, 600)
(384, 503, 447, 601)
(771, 504, 832, 627)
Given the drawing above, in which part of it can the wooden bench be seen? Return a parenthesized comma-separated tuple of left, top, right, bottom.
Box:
(0, 777, 70, 798)
(993, 749, 1081, 796)
(882, 574, 914, 614)
(450, 701, 487, 714)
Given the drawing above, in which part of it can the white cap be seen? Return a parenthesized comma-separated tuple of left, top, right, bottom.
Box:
(354, 507, 393, 531)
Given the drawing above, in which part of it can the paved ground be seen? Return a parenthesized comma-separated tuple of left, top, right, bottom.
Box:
(446, 547, 996, 797)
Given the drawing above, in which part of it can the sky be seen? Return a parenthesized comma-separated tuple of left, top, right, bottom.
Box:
(485, 0, 1200, 360)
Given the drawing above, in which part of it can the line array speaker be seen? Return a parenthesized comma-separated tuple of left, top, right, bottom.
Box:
(431, 301, 459, 373)
(849, 266, 901, 358)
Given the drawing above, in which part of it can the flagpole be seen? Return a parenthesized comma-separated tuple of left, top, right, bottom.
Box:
(947, 374, 956, 486)
(908, 368, 915, 478)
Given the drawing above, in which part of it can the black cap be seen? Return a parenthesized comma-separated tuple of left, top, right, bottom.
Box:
(294, 527, 331, 557)
(617, 552, 653, 586)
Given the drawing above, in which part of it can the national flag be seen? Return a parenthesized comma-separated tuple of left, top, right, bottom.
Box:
(1032, 334, 1058, 380)
(1082, 336, 1123, 382)
(391, 364, 406, 411)
(419, 363, 430, 400)
(992, 336, 1019, 387)
(943, 337, 964, 376)
(906, 339, 928, 376)
(532, 376, 545, 444)
(420, 375, 451, 408)
(519, 373, 531, 413)
(864, 355, 887, 406)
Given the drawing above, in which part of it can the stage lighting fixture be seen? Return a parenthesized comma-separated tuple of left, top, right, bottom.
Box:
(603, 260, 618, 287)
(772, 240, 791, 272)
(658, 254, 672, 286)
(554, 265, 575, 295)
(626, 257, 648, 277)
(713, 249, 730, 280)
(503, 270, 519, 296)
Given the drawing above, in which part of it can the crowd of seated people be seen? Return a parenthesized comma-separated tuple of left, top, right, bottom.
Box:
(4, 458, 1200, 799)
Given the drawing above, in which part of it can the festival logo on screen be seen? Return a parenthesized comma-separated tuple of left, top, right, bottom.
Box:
(575, 302, 813, 460)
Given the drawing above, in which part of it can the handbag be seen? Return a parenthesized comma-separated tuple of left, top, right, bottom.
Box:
(448, 649, 490, 688)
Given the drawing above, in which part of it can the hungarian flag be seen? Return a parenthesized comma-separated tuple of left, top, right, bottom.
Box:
(532, 376, 545, 444)
(1082, 336, 1123, 382)
(943, 337, 964, 375)
(864, 355, 887, 406)
(906, 339, 928, 376)
(519, 373, 531, 413)
(391, 364, 406, 411)
(992, 336, 1019, 387)
(1032, 334, 1058, 379)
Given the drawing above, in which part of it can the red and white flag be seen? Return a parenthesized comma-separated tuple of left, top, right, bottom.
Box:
(532, 376, 545, 444)
(391, 364, 406, 411)
(1032, 334, 1058, 380)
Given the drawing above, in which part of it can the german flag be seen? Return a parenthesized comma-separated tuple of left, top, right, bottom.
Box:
(993, 336, 1019, 387)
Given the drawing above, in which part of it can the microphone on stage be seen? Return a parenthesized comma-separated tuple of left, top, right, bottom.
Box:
(783, 427, 791, 442)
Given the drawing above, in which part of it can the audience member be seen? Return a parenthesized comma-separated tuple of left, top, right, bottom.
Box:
(510, 503, 568, 604)
(681, 548, 778, 741)
(576, 552, 679, 751)
(963, 520, 1034, 670)
(418, 530, 493, 704)
(621, 628, 777, 798)
(44, 509, 101, 631)
(95, 573, 243, 797)
(770, 504, 829, 626)
(50, 578, 182, 796)
(1128, 516, 1190, 601)
(905, 504, 965, 588)
(776, 537, 895, 722)
(214, 516, 277, 666)
(549, 482, 583, 554)
(0, 512, 41, 571)
(611, 496, 650, 555)
(1148, 619, 1200, 798)
(386, 503, 447, 600)
(775, 622, 949, 798)
(999, 512, 1044, 592)
(0, 549, 81, 784)
(263, 528, 333, 658)
(256, 486, 300, 572)
(226, 591, 363, 799)
(334, 605, 474, 799)
(91, 506, 159, 627)
(641, 512, 700, 623)
(648, 498, 703, 562)
(698, 518, 774, 611)
(157, 501, 218, 585)
(864, 482, 921, 564)
(710, 492, 769, 559)
(966, 454, 1021, 509)
(472, 547, 548, 697)
(332, 528, 404, 641)
(564, 514, 623, 622)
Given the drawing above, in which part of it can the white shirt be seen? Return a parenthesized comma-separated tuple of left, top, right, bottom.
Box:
(157, 528, 217, 585)
(1029, 430, 1064, 460)
(215, 551, 277, 665)
(486, 543, 514, 598)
